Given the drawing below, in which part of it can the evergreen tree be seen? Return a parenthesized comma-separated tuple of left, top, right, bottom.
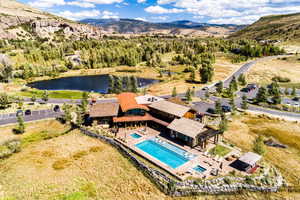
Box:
(216, 81, 223, 94)
(31, 95, 37, 103)
(292, 87, 296, 96)
(199, 61, 214, 83)
(191, 87, 195, 97)
(272, 93, 281, 105)
(108, 75, 115, 94)
(219, 114, 228, 133)
(42, 90, 49, 102)
(0, 93, 10, 109)
(242, 95, 248, 109)
(253, 135, 266, 155)
(284, 88, 290, 96)
(189, 69, 196, 82)
(172, 87, 177, 97)
(80, 92, 89, 114)
(114, 76, 123, 94)
(123, 76, 130, 92)
(229, 76, 238, 92)
(238, 74, 247, 86)
(256, 87, 267, 103)
(16, 115, 25, 134)
(185, 88, 192, 102)
(130, 76, 138, 93)
(268, 82, 280, 96)
(229, 96, 236, 111)
(215, 100, 222, 114)
(62, 103, 72, 124)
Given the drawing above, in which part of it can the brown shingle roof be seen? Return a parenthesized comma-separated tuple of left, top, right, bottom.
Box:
(167, 118, 206, 139)
(117, 93, 149, 112)
(149, 100, 191, 117)
(89, 102, 119, 118)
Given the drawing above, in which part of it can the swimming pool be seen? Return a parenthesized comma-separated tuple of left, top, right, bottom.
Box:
(193, 165, 207, 173)
(130, 133, 142, 139)
(135, 138, 195, 169)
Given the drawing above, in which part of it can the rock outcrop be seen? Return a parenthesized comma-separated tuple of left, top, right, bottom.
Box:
(0, 0, 102, 40)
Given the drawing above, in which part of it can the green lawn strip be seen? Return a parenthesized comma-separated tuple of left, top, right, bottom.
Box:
(18, 89, 86, 99)
(209, 144, 232, 157)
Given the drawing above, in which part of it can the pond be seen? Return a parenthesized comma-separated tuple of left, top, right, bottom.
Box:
(27, 74, 159, 94)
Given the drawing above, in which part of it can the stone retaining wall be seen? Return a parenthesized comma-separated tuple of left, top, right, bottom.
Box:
(80, 128, 283, 197)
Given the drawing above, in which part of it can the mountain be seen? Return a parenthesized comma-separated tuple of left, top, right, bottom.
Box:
(230, 13, 300, 41)
(79, 18, 244, 37)
(0, 0, 102, 40)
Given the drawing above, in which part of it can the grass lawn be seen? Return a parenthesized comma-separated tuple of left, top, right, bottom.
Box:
(18, 89, 86, 99)
(209, 144, 232, 157)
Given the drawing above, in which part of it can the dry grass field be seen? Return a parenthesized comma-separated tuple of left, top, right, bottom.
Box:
(1, 118, 299, 199)
(247, 56, 300, 86)
(225, 114, 300, 186)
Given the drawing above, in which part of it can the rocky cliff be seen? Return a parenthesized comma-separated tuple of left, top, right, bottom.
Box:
(0, 0, 102, 40)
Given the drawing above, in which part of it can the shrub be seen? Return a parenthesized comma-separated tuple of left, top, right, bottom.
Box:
(271, 76, 291, 83)
(89, 146, 103, 153)
(245, 176, 255, 184)
(224, 177, 232, 184)
(72, 150, 88, 160)
(52, 158, 71, 170)
(80, 181, 97, 198)
(0, 139, 21, 159)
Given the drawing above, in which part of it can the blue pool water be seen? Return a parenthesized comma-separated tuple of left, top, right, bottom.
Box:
(131, 133, 142, 139)
(193, 165, 207, 173)
(135, 139, 195, 169)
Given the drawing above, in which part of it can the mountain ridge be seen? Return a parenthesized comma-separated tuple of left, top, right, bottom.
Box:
(79, 18, 244, 37)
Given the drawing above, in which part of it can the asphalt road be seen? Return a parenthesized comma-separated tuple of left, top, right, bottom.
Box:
(1, 54, 299, 126)
(0, 110, 62, 126)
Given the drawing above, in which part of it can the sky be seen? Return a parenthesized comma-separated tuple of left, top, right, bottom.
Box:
(18, 0, 300, 24)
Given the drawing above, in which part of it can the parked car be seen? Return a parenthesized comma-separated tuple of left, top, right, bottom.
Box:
(53, 105, 60, 112)
(16, 110, 23, 117)
(242, 84, 258, 93)
(24, 109, 32, 116)
(207, 108, 217, 114)
(292, 97, 299, 101)
(222, 105, 232, 113)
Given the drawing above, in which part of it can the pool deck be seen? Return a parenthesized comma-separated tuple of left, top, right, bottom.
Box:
(115, 127, 240, 180)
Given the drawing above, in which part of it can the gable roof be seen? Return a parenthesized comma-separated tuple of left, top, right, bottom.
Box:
(117, 92, 149, 112)
(148, 100, 191, 117)
(167, 118, 206, 139)
(89, 102, 119, 118)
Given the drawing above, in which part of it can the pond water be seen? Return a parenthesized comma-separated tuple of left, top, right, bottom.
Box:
(27, 74, 158, 94)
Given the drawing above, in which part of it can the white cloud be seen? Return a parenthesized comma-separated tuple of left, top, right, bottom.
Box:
(102, 10, 119, 19)
(208, 15, 260, 25)
(67, 1, 95, 8)
(29, 0, 65, 8)
(157, 0, 176, 4)
(84, 0, 123, 4)
(137, 0, 146, 3)
(58, 9, 101, 20)
(145, 5, 184, 14)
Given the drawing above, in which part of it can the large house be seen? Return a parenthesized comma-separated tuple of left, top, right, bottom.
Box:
(89, 92, 221, 149)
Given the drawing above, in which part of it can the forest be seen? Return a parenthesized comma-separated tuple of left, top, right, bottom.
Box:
(0, 37, 285, 83)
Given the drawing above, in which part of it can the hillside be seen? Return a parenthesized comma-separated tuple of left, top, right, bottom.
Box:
(0, 0, 102, 40)
(230, 13, 300, 41)
(80, 18, 243, 37)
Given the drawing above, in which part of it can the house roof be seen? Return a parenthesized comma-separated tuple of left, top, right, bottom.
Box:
(135, 95, 164, 105)
(238, 152, 262, 166)
(148, 100, 191, 117)
(167, 118, 206, 139)
(113, 113, 152, 123)
(89, 102, 119, 118)
(117, 93, 149, 112)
